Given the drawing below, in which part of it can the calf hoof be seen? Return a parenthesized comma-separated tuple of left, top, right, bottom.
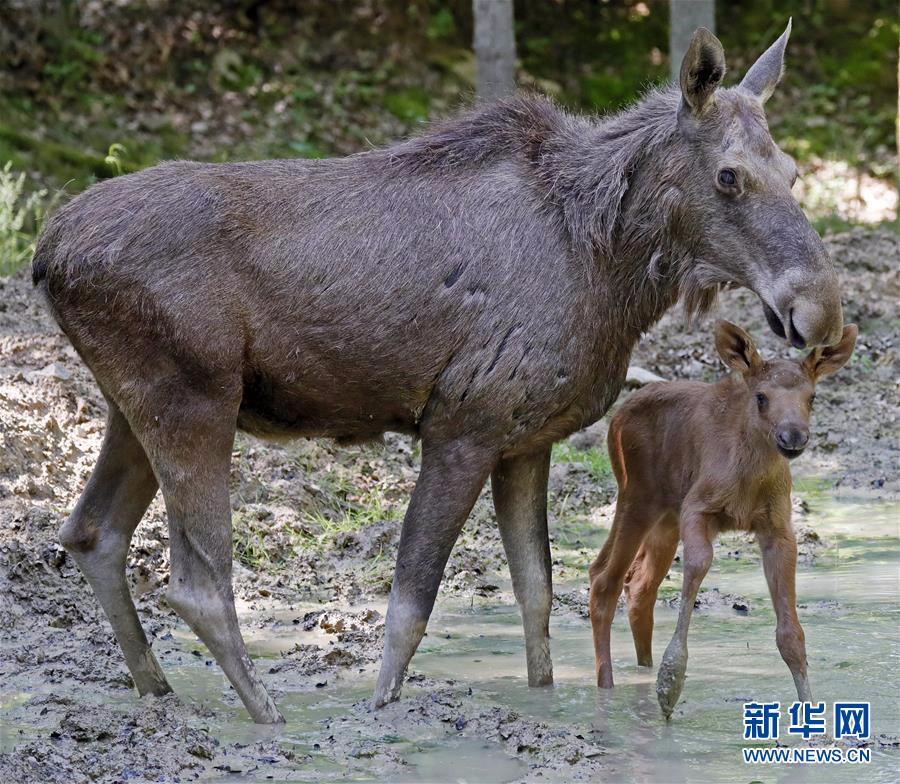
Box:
(656, 646, 688, 718)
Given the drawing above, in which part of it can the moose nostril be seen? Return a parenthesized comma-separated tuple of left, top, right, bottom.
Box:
(777, 427, 808, 450)
(763, 302, 787, 340)
(787, 309, 806, 350)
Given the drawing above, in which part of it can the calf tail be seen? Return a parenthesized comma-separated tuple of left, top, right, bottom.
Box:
(31, 245, 51, 287)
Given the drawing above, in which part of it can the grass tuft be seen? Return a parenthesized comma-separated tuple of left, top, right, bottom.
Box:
(551, 441, 613, 480)
(0, 162, 55, 276)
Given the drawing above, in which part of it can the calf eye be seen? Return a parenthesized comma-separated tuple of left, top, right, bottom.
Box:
(809, 394, 816, 408)
(756, 393, 768, 409)
(718, 168, 737, 187)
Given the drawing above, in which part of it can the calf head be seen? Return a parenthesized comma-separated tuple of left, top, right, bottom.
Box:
(714, 320, 857, 459)
(674, 21, 843, 348)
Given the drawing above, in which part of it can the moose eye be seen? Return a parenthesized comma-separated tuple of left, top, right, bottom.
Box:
(718, 168, 737, 187)
(756, 393, 768, 409)
(809, 394, 816, 408)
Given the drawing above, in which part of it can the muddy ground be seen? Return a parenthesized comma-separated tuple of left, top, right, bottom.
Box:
(0, 228, 897, 782)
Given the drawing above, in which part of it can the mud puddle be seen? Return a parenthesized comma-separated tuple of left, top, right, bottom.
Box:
(4, 496, 896, 783)
(404, 500, 900, 782)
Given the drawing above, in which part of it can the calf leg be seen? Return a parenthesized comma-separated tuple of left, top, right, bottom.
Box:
(589, 501, 656, 688)
(758, 526, 812, 702)
(59, 403, 171, 696)
(137, 389, 282, 724)
(656, 512, 714, 718)
(492, 447, 553, 687)
(373, 438, 496, 708)
(624, 522, 679, 667)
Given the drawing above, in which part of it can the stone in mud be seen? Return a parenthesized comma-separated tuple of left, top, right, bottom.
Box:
(568, 419, 609, 450)
(553, 587, 591, 619)
(796, 525, 826, 563)
(27, 362, 72, 382)
(322, 647, 359, 667)
(271, 643, 328, 675)
(188, 741, 215, 760)
(625, 366, 666, 386)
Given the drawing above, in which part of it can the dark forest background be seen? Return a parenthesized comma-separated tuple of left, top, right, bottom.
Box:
(0, 0, 896, 274)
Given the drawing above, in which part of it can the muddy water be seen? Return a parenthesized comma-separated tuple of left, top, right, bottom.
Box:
(413, 505, 900, 782)
(3, 497, 897, 782)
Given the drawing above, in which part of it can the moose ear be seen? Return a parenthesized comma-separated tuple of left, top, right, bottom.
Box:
(679, 27, 727, 116)
(803, 324, 858, 380)
(740, 18, 792, 104)
(715, 320, 761, 375)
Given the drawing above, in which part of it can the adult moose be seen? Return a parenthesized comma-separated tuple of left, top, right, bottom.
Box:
(33, 22, 842, 723)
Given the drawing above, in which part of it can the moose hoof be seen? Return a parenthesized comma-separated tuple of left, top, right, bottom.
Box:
(133, 649, 174, 697)
(248, 696, 285, 725)
(372, 692, 399, 710)
(372, 681, 403, 710)
(137, 679, 174, 698)
(527, 669, 554, 688)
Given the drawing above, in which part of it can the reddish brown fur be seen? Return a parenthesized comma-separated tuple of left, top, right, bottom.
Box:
(589, 320, 857, 717)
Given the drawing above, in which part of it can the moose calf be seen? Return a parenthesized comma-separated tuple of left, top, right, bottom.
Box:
(589, 320, 857, 718)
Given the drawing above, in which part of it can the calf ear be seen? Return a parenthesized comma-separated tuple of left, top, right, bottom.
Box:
(715, 320, 761, 375)
(803, 324, 858, 379)
(740, 18, 791, 104)
(680, 28, 726, 116)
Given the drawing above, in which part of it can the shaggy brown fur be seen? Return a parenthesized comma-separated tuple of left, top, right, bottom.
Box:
(589, 321, 857, 718)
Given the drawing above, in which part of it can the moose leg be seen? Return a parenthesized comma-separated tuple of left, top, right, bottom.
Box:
(589, 501, 655, 688)
(758, 526, 812, 702)
(373, 439, 496, 708)
(140, 390, 283, 724)
(59, 404, 171, 696)
(656, 512, 714, 718)
(492, 447, 553, 687)
(624, 522, 679, 667)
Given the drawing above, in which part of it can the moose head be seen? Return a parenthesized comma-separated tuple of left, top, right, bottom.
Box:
(674, 20, 842, 348)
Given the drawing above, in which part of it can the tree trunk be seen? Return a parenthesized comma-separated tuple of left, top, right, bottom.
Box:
(669, 0, 715, 81)
(473, 0, 516, 101)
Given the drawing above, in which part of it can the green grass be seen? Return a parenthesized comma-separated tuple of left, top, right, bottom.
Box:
(812, 214, 899, 235)
(297, 486, 397, 551)
(232, 512, 277, 570)
(551, 441, 613, 480)
(232, 483, 400, 570)
(0, 162, 57, 276)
